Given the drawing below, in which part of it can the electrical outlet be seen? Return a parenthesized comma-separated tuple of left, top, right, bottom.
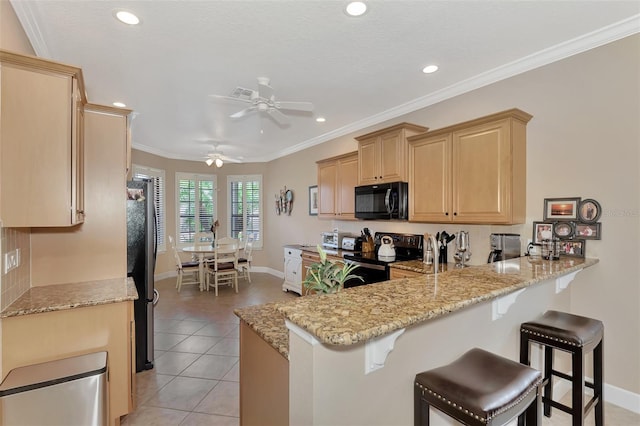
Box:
(4, 249, 20, 274)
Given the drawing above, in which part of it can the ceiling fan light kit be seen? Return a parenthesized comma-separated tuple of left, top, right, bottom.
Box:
(210, 77, 314, 126)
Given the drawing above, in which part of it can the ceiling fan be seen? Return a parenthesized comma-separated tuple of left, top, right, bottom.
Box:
(210, 77, 314, 125)
(200, 142, 242, 167)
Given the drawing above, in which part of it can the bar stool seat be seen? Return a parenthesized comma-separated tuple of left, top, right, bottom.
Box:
(414, 348, 542, 425)
(520, 310, 604, 426)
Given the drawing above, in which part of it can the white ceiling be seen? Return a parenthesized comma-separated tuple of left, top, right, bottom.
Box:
(10, 1, 640, 164)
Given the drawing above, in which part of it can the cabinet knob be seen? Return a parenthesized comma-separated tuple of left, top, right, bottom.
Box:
(445, 212, 449, 216)
(454, 212, 457, 216)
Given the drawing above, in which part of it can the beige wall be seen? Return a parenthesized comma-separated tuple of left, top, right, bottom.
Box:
(0, 0, 34, 55)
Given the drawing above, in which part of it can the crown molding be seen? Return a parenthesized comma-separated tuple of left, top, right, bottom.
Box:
(9, 0, 51, 58)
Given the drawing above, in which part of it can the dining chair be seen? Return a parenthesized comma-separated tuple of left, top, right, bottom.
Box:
(237, 234, 254, 283)
(206, 237, 239, 296)
(168, 235, 199, 292)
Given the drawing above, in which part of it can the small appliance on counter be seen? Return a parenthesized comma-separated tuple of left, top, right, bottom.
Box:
(321, 229, 351, 249)
(377, 235, 396, 260)
(487, 233, 521, 263)
(341, 236, 362, 251)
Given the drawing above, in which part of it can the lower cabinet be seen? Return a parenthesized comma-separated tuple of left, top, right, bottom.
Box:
(283, 247, 303, 295)
(0, 301, 136, 425)
(389, 267, 423, 279)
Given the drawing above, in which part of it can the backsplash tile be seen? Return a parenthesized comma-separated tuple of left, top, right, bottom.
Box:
(1, 227, 30, 311)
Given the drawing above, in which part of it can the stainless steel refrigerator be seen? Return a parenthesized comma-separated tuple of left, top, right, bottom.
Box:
(127, 179, 158, 372)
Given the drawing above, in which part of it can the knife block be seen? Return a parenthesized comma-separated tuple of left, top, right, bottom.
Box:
(361, 238, 374, 253)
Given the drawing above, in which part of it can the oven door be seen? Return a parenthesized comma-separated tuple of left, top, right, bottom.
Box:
(343, 259, 388, 287)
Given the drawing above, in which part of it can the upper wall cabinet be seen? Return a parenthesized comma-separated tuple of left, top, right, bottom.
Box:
(356, 123, 428, 185)
(0, 50, 87, 227)
(317, 151, 358, 219)
(408, 109, 532, 224)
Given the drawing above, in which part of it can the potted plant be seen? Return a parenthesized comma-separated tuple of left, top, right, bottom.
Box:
(303, 245, 363, 294)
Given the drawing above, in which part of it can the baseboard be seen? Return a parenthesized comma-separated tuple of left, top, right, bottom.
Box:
(552, 375, 640, 414)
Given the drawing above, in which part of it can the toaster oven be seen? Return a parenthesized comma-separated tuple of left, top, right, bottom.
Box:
(321, 231, 350, 249)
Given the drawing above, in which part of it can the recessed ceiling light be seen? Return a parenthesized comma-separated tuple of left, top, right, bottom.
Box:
(316, 117, 326, 123)
(115, 10, 140, 25)
(113, 102, 127, 108)
(422, 65, 439, 74)
(345, 2, 367, 17)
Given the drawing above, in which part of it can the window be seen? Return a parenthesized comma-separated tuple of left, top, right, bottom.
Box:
(132, 165, 166, 252)
(228, 175, 262, 248)
(176, 173, 217, 244)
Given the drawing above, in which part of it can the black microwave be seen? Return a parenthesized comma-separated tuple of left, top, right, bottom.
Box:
(355, 182, 408, 220)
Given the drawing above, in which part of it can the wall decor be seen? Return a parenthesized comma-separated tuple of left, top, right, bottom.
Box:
(558, 239, 586, 258)
(574, 222, 601, 240)
(308, 185, 318, 216)
(577, 198, 601, 223)
(532, 221, 553, 244)
(553, 221, 575, 239)
(543, 197, 581, 221)
(276, 186, 293, 215)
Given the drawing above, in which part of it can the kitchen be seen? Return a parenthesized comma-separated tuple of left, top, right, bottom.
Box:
(0, 2, 639, 426)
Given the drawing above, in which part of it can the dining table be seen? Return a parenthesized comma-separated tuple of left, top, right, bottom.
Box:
(182, 245, 216, 291)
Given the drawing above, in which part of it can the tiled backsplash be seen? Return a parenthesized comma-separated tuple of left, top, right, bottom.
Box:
(1, 227, 30, 311)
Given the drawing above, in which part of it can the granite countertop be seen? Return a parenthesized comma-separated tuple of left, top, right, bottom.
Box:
(235, 257, 598, 354)
(0, 277, 138, 318)
(391, 260, 457, 274)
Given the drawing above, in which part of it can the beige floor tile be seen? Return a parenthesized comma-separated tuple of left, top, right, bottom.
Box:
(180, 412, 239, 426)
(180, 354, 238, 380)
(154, 332, 189, 351)
(153, 351, 200, 375)
(165, 319, 208, 334)
(169, 335, 220, 354)
(134, 370, 175, 405)
(221, 362, 240, 382)
(145, 376, 217, 411)
(120, 405, 188, 426)
(193, 323, 238, 337)
(195, 381, 240, 417)
(206, 337, 239, 357)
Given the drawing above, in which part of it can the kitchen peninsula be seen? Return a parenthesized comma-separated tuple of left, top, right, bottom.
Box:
(236, 256, 598, 425)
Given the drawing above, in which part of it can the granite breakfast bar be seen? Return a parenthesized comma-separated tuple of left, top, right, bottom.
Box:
(235, 257, 598, 425)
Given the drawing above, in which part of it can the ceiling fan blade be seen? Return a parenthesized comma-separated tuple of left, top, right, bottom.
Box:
(209, 94, 252, 104)
(267, 108, 291, 125)
(274, 101, 314, 112)
(230, 107, 255, 119)
(257, 79, 274, 100)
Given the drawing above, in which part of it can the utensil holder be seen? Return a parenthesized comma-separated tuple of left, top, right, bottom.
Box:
(362, 238, 374, 253)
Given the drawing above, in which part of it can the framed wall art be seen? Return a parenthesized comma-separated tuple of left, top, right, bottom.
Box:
(532, 221, 553, 244)
(308, 185, 318, 216)
(543, 197, 581, 221)
(558, 239, 586, 258)
(553, 221, 575, 239)
(578, 199, 601, 223)
(574, 223, 601, 240)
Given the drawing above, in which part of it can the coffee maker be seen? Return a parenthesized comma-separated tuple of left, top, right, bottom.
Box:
(487, 233, 521, 263)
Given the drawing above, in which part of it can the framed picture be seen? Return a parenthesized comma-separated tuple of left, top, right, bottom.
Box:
(553, 221, 575, 239)
(578, 199, 601, 223)
(575, 222, 601, 240)
(308, 185, 318, 216)
(543, 197, 581, 221)
(532, 221, 553, 244)
(558, 239, 586, 258)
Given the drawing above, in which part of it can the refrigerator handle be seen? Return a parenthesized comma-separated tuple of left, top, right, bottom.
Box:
(151, 289, 159, 305)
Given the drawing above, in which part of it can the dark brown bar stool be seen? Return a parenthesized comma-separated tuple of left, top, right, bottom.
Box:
(414, 348, 543, 425)
(520, 310, 604, 426)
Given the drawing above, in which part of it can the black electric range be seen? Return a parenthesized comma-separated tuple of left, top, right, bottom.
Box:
(342, 232, 424, 286)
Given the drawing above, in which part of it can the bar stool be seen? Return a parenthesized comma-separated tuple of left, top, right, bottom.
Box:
(414, 348, 543, 425)
(520, 310, 604, 426)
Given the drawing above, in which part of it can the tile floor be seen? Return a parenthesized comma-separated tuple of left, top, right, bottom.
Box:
(121, 273, 640, 426)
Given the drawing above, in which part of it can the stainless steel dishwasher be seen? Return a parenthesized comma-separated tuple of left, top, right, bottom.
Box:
(0, 351, 108, 425)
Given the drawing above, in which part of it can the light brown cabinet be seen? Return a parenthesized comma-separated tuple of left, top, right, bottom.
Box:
(317, 151, 358, 219)
(0, 50, 87, 227)
(356, 123, 428, 185)
(408, 109, 531, 224)
(389, 267, 423, 279)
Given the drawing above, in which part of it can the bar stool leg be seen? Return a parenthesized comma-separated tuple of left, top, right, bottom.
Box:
(518, 334, 531, 426)
(572, 348, 585, 426)
(594, 339, 604, 426)
(524, 383, 542, 426)
(544, 346, 553, 417)
(414, 385, 430, 426)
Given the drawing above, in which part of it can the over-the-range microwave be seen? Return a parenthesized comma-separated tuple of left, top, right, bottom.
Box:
(354, 181, 408, 220)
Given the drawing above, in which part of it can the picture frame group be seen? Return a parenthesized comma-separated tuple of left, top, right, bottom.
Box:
(533, 197, 603, 258)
